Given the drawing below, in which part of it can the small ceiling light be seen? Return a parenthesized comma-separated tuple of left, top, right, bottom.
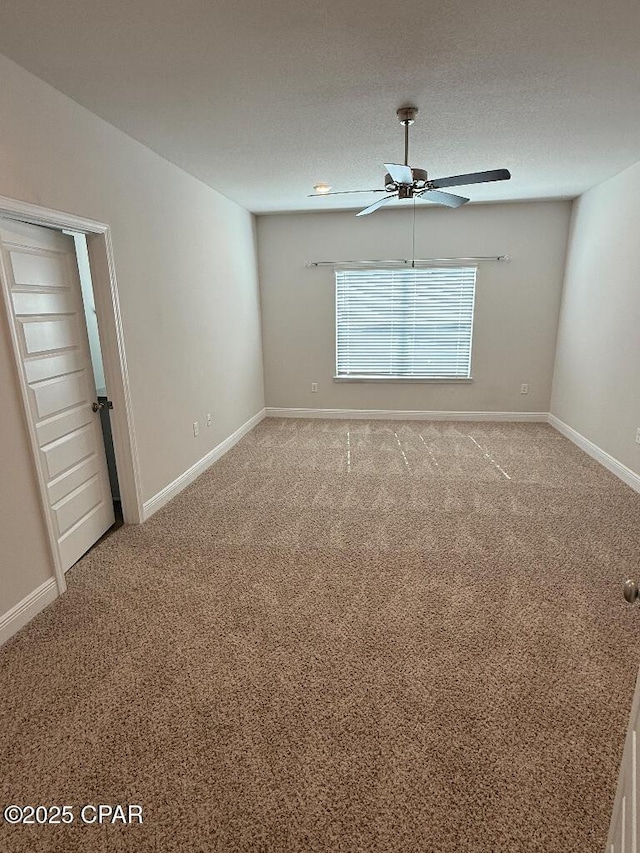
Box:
(313, 183, 332, 194)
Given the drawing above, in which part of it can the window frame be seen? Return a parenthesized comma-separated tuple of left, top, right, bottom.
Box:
(333, 265, 477, 383)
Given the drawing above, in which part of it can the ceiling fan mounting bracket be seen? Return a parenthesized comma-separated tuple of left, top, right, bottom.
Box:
(397, 107, 418, 126)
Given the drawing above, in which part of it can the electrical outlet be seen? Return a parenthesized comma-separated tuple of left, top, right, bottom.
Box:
(311, 382, 318, 393)
(193, 421, 199, 437)
(206, 413, 212, 427)
(636, 428, 640, 445)
(520, 383, 529, 395)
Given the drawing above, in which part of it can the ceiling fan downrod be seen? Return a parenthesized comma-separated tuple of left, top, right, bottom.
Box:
(397, 106, 418, 166)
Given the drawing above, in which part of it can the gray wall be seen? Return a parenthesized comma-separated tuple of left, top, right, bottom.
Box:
(0, 53, 264, 616)
(258, 202, 571, 413)
(551, 159, 640, 475)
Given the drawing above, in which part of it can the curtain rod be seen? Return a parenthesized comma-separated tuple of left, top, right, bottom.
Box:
(305, 255, 509, 268)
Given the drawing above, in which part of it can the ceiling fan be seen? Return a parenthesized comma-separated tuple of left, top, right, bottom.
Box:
(309, 107, 511, 216)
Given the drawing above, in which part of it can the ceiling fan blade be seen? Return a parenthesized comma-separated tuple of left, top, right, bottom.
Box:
(384, 163, 414, 184)
(356, 194, 397, 217)
(418, 190, 470, 208)
(429, 168, 511, 190)
(307, 189, 387, 197)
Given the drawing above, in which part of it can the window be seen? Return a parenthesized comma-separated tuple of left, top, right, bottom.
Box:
(335, 266, 476, 380)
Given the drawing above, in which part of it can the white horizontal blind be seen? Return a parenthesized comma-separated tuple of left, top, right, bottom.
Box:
(336, 267, 476, 379)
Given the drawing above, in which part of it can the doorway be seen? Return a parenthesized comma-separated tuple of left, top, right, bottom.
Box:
(65, 229, 123, 532)
(0, 195, 143, 596)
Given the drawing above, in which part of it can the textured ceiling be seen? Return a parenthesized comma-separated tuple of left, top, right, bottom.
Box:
(0, 0, 639, 213)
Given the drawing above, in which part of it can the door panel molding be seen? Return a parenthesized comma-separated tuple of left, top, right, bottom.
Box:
(0, 196, 144, 596)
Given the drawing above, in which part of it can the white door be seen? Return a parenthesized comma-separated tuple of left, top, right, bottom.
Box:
(0, 219, 115, 572)
(606, 582, 640, 851)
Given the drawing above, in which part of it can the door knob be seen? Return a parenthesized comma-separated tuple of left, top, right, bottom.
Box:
(91, 401, 104, 412)
(624, 579, 639, 604)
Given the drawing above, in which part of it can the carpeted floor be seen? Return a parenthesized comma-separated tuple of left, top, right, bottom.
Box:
(2, 418, 640, 852)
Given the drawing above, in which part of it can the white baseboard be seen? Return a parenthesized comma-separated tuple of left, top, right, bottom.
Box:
(143, 408, 266, 520)
(548, 414, 640, 494)
(265, 407, 548, 422)
(0, 577, 58, 647)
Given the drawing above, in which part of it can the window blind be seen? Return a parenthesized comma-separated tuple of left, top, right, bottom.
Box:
(335, 267, 476, 379)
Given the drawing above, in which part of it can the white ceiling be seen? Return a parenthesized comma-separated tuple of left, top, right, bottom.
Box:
(0, 0, 639, 214)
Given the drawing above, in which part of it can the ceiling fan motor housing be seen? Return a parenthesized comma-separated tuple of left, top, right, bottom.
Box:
(384, 167, 428, 194)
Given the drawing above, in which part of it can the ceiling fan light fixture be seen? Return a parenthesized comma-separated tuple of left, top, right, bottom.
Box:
(313, 183, 332, 194)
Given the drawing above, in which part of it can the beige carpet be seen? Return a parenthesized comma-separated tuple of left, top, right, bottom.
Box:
(2, 419, 640, 852)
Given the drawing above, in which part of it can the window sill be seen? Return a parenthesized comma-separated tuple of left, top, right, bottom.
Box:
(333, 376, 473, 384)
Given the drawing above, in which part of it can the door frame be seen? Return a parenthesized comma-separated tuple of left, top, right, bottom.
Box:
(0, 195, 144, 595)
